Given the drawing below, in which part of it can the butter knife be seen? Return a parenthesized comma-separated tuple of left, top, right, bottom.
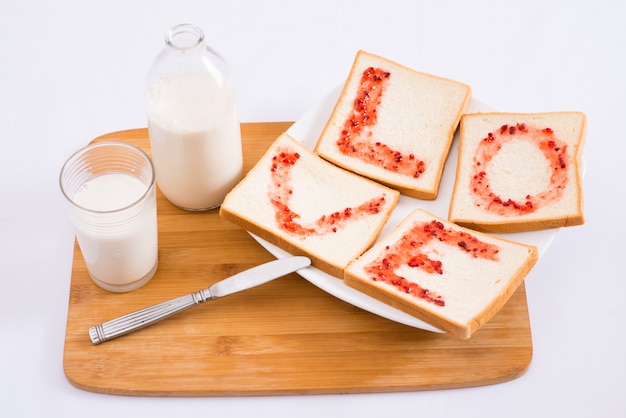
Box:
(88, 256, 311, 345)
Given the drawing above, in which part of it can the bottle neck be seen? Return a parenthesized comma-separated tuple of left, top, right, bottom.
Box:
(165, 23, 204, 53)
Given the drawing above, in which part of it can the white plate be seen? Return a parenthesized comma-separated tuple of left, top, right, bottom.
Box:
(251, 86, 561, 332)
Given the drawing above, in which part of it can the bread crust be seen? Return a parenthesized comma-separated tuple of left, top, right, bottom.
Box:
(314, 50, 471, 200)
(220, 133, 400, 278)
(448, 111, 586, 233)
(344, 208, 539, 339)
(344, 249, 536, 339)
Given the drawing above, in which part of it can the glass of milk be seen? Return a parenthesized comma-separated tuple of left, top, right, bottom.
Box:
(60, 141, 159, 292)
(146, 23, 244, 211)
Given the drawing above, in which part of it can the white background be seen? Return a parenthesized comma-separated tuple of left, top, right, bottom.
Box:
(1, 1, 624, 417)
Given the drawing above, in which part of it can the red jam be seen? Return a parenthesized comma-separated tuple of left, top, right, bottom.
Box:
(335, 67, 426, 178)
(268, 146, 387, 236)
(363, 220, 500, 306)
(470, 123, 570, 216)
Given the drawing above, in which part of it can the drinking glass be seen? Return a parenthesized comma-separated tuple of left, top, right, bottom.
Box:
(60, 141, 158, 292)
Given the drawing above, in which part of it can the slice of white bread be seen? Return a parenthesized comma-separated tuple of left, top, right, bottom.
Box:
(344, 208, 538, 339)
(220, 133, 400, 278)
(449, 112, 586, 233)
(314, 50, 471, 200)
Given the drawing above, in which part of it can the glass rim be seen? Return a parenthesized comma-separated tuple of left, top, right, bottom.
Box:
(59, 141, 156, 214)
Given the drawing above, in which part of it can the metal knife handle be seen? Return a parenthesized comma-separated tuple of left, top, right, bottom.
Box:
(89, 289, 213, 345)
(88, 256, 311, 345)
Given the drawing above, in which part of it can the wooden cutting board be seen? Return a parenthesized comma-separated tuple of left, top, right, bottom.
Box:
(63, 124, 533, 396)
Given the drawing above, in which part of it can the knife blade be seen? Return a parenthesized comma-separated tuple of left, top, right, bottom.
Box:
(88, 256, 311, 345)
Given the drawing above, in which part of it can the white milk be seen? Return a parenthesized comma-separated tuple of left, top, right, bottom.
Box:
(147, 72, 243, 210)
(73, 173, 158, 291)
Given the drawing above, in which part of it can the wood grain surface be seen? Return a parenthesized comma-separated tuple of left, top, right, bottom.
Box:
(63, 124, 533, 396)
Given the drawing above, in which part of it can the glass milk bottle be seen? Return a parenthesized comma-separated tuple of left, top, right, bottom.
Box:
(146, 23, 243, 211)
